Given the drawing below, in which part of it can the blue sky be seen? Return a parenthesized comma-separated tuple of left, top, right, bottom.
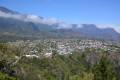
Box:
(0, 0, 120, 25)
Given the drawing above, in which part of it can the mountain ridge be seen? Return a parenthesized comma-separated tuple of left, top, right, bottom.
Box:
(0, 6, 120, 41)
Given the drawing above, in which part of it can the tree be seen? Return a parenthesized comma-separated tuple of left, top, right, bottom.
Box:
(69, 72, 94, 80)
(92, 54, 116, 80)
(0, 72, 17, 80)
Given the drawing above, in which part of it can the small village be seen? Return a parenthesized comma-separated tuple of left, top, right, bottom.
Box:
(8, 39, 120, 59)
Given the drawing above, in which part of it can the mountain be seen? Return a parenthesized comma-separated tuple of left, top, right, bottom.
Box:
(0, 6, 120, 41)
(72, 24, 120, 41)
(0, 6, 17, 14)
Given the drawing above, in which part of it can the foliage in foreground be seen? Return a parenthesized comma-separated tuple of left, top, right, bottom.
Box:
(0, 42, 120, 80)
(16, 53, 119, 80)
(0, 72, 17, 80)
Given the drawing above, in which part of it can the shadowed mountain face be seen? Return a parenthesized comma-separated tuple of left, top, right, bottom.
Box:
(73, 24, 120, 41)
(0, 7, 120, 41)
(0, 7, 17, 14)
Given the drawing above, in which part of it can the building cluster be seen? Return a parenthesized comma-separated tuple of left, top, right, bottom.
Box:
(8, 39, 119, 58)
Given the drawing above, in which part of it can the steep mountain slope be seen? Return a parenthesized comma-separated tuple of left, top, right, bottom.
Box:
(0, 6, 120, 41)
(0, 6, 17, 14)
(71, 24, 120, 41)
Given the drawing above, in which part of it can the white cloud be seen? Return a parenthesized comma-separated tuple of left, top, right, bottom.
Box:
(77, 24, 83, 28)
(57, 22, 72, 29)
(0, 11, 23, 20)
(24, 15, 60, 25)
(0, 11, 120, 33)
(42, 17, 59, 25)
(25, 15, 43, 23)
(0, 11, 59, 25)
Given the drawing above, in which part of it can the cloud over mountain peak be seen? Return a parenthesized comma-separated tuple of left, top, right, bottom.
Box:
(0, 6, 120, 33)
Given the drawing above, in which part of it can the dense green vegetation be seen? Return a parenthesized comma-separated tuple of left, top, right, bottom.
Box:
(0, 59, 18, 80)
(0, 42, 120, 80)
(0, 72, 17, 80)
(16, 52, 119, 80)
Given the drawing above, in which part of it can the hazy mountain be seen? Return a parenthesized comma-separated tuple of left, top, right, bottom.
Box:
(0, 6, 18, 14)
(0, 6, 120, 41)
(71, 24, 120, 41)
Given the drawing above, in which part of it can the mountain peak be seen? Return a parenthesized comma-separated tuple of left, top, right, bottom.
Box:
(0, 6, 17, 14)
